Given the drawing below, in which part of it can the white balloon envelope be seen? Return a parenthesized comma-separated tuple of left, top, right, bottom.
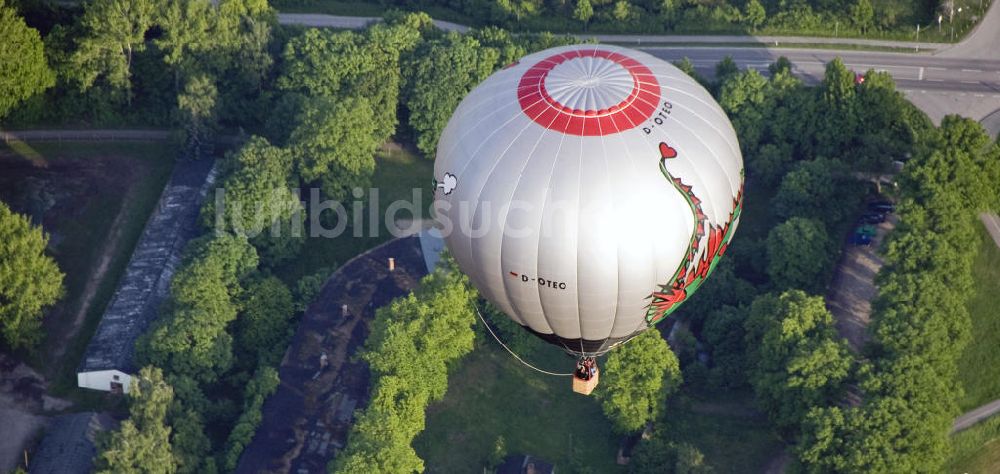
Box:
(433, 44, 744, 356)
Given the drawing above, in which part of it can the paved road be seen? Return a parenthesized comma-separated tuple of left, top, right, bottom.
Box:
(640, 47, 1000, 123)
(954, 399, 1000, 433)
(939, 0, 1000, 59)
(590, 33, 948, 52)
(277, 12, 1000, 123)
(0, 129, 170, 142)
(981, 213, 1000, 250)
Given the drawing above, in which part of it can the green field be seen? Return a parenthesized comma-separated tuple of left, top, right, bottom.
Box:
(956, 222, 1000, 411)
(414, 342, 623, 472)
(274, 146, 434, 283)
(0, 141, 176, 400)
(414, 335, 783, 473)
(663, 389, 785, 473)
(947, 413, 1000, 473)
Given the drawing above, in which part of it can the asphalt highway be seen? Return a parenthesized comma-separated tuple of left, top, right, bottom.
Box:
(278, 12, 1000, 100)
(643, 47, 1000, 96)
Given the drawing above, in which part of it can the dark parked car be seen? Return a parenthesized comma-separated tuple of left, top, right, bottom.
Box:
(856, 225, 877, 237)
(860, 213, 886, 224)
(868, 201, 895, 213)
(852, 232, 873, 246)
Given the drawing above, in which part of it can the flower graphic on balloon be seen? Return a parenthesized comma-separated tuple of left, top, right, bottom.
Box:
(435, 172, 458, 195)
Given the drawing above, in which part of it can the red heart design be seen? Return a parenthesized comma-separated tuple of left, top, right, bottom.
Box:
(659, 142, 678, 159)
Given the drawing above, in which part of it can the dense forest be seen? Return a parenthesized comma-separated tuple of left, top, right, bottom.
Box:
(277, 0, 989, 40)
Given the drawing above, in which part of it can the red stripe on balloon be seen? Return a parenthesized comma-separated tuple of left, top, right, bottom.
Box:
(516, 49, 661, 137)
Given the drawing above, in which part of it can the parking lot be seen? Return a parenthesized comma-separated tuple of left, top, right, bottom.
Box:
(826, 202, 897, 352)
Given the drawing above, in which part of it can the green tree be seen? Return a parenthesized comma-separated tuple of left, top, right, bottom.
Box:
(702, 305, 749, 389)
(71, 0, 155, 104)
(765, 217, 836, 294)
(850, 0, 874, 33)
(744, 291, 851, 432)
(404, 32, 499, 157)
(744, 0, 766, 31)
(221, 366, 280, 471)
(333, 260, 478, 472)
(294, 267, 333, 312)
(573, 0, 594, 28)
(177, 74, 217, 159)
(772, 158, 854, 226)
(204, 136, 299, 236)
(718, 68, 769, 151)
(714, 56, 739, 85)
(599, 330, 682, 434)
(0, 202, 64, 349)
(169, 405, 213, 474)
(289, 96, 381, 198)
(0, 1, 54, 119)
(822, 58, 856, 110)
(613, 0, 633, 22)
(234, 276, 295, 368)
(96, 367, 177, 474)
(278, 26, 417, 144)
(154, 0, 214, 88)
(672, 58, 710, 89)
(142, 232, 258, 382)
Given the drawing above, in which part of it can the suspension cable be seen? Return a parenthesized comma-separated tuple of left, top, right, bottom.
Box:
(475, 307, 575, 377)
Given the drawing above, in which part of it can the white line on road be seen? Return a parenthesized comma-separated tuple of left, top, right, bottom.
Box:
(919, 67, 924, 80)
(929, 67, 946, 71)
(962, 69, 983, 72)
(927, 79, 944, 82)
(962, 80, 979, 84)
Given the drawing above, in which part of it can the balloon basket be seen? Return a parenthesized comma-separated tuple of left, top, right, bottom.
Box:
(572, 368, 599, 395)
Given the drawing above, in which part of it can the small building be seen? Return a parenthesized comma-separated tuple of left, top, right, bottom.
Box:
(77, 159, 216, 393)
(29, 412, 114, 474)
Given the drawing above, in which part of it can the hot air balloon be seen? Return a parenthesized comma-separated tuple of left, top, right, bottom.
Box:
(432, 44, 744, 394)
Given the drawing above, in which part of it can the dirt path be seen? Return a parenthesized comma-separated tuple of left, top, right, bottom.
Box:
(0, 129, 170, 142)
(954, 399, 1000, 433)
(51, 184, 139, 362)
(980, 213, 1000, 250)
(825, 216, 896, 352)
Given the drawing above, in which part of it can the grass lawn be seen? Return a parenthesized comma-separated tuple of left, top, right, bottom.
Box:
(665, 388, 785, 473)
(947, 412, 1000, 474)
(414, 342, 623, 473)
(274, 146, 434, 284)
(956, 221, 1000, 411)
(0, 141, 176, 402)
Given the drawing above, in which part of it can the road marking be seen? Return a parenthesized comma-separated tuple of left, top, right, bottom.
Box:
(929, 67, 946, 71)
(962, 80, 979, 84)
(919, 67, 924, 80)
(975, 94, 985, 97)
(962, 68, 982, 72)
(927, 79, 944, 82)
